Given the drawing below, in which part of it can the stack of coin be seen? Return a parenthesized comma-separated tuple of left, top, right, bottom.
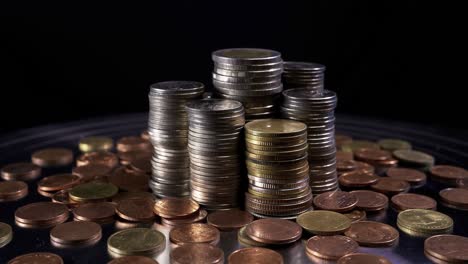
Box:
(282, 88, 338, 195)
(15, 202, 69, 228)
(244, 218, 302, 245)
(397, 209, 453, 237)
(282, 61, 325, 92)
(1, 162, 41, 181)
(147, 81, 204, 198)
(424, 235, 468, 264)
(244, 119, 313, 218)
(211, 48, 283, 121)
(186, 99, 245, 209)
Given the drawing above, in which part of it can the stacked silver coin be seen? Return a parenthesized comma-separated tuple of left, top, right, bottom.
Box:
(147, 81, 204, 198)
(186, 99, 245, 209)
(282, 61, 326, 92)
(281, 88, 339, 195)
(212, 48, 283, 121)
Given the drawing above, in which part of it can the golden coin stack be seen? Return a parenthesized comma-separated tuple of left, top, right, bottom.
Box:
(244, 119, 313, 219)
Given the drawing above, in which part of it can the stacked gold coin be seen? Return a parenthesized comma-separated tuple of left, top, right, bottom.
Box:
(397, 209, 453, 237)
(245, 119, 313, 218)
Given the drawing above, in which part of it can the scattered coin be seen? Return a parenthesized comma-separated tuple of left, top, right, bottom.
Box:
(0, 181, 28, 202)
(72, 163, 113, 182)
(297, 210, 351, 235)
(1, 162, 41, 181)
(153, 198, 199, 219)
(349, 190, 388, 212)
(108, 167, 149, 192)
(116, 198, 155, 222)
(69, 182, 118, 202)
(370, 178, 410, 196)
(50, 221, 102, 247)
(37, 173, 81, 192)
(306, 235, 359, 260)
(439, 188, 468, 210)
(386, 167, 427, 187)
(337, 253, 391, 264)
(31, 148, 74, 167)
(52, 189, 79, 208)
(397, 209, 453, 237)
(207, 209, 253, 231)
(7, 252, 64, 264)
(393, 149, 435, 169)
(15, 202, 69, 228)
(430, 165, 468, 186)
(228, 247, 284, 264)
(76, 151, 119, 169)
(169, 223, 220, 246)
(107, 228, 165, 257)
(378, 139, 412, 151)
(343, 210, 367, 223)
(344, 221, 399, 247)
(170, 243, 224, 264)
(73, 202, 116, 224)
(245, 218, 302, 245)
(79, 136, 114, 153)
(424, 234, 468, 263)
(338, 171, 380, 188)
(108, 256, 158, 264)
(0, 222, 13, 248)
(391, 193, 437, 212)
(161, 209, 208, 227)
(116, 136, 152, 153)
(313, 190, 358, 212)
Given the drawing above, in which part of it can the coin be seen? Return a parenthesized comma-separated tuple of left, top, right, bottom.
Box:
(245, 119, 307, 137)
(313, 191, 358, 212)
(108, 256, 158, 264)
(343, 210, 366, 223)
(424, 234, 468, 263)
(370, 178, 410, 196)
(7, 252, 64, 264)
(1, 162, 41, 181)
(73, 202, 116, 224)
(345, 221, 399, 247)
(107, 228, 165, 257)
(340, 140, 380, 152)
(391, 193, 437, 211)
(116, 198, 155, 222)
(161, 209, 207, 227)
(207, 209, 253, 231)
(430, 165, 468, 185)
(170, 243, 224, 264)
(397, 209, 453, 236)
(393, 149, 435, 168)
(378, 138, 412, 151)
(50, 221, 101, 247)
(76, 151, 119, 169)
(228, 247, 284, 264)
(169, 223, 220, 246)
(109, 167, 149, 192)
(282, 61, 325, 92)
(337, 253, 391, 264)
(69, 182, 118, 202)
(338, 171, 380, 188)
(244, 218, 302, 245)
(37, 173, 81, 192)
(79, 136, 114, 152)
(439, 188, 468, 210)
(72, 164, 113, 182)
(116, 136, 152, 153)
(0, 222, 13, 248)
(297, 210, 351, 235)
(31, 148, 73, 167)
(386, 167, 427, 187)
(306, 235, 358, 260)
(0, 181, 28, 202)
(15, 202, 69, 228)
(349, 190, 388, 212)
(112, 191, 155, 204)
(153, 198, 199, 219)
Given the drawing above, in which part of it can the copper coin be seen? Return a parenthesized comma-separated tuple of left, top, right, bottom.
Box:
(0, 181, 28, 201)
(73, 202, 116, 223)
(112, 191, 154, 203)
(354, 148, 393, 162)
(207, 209, 253, 231)
(50, 221, 101, 246)
(339, 171, 380, 188)
(1, 162, 41, 181)
(337, 253, 391, 264)
(116, 198, 155, 222)
(306, 235, 359, 260)
(141, 130, 151, 141)
(457, 177, 468, 189)
(154, 198, 199, 219)
(371, 178, 410, 196)
(31, 148, 73, 167)
(76, 151, 119, 169)
(335, 134, 353, 147)
(118, 150, 152, 166)
(72, 164, 113, 182)
(228, 247, 283, 264)
(162, 209, 208, 227)
(344, 221, 399, 247)
(343, 210, 367, 223)
(37, 187, 56, 198)
(7, 252, 64, 264)
(170, 243, 224, 264)
(349, 190, 388, 211)
(245, 219, 302, 245)
(430, 165, 468, 184)
(37, 173, 81, 192)
(128, 158, 152, 175)
(169, 223, 220, 246)
(336, 151, 354, 161)
(354, 161, 375, 174)
(391, 193, 437, 211)
(337, 160, 358, 173)
(313, 191, 358, 212)
(52, 190, 79, 208)
(439, 188, 468, 210)
(116, 136, 152, 152)
(108, 256, 158, 264)
(386, 167, 427, 186)
(15, 202, 69, 227)
(108, 167, 149, 192)
(424, 234, 468, 262)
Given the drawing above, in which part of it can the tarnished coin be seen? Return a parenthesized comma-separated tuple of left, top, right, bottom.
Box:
(69, 182, 118, 202)
(37, 174, 81, 192)
(108, 256, 158, 264)
(79, 136, 114, 153)
(116, 198, 155, 222)
(297, 210, 351, 235)
(370, 178, 410, 196)
(31, 148, 74, 167)
(73, 202, 116, 224)
(344, 221, 399, 247)
(228, 247, 284, 264)
(424, 235, 468, 263)
(378, 139, 412, 151)
(245, 219, 302, 245)
(1, 162, 41, 181)
(50, 221, 101, 247)
(393, 149, 435, 167)
(313, 191, 358, 212)
(386, 167, 427, 187)
(337, 253, 391, 264)
(439, 188, 468, 210)
(15, 202, 69, 228)
(77, 151, 119, 169)
(306, 235, 359, 260)
(430, 165, 468, 185)
(169, 223, 220, 246)
(7, 252, 64, 264)
(170, 243, 224, 264)
(108, 228, 165, 257)
(349, 190, 388, 212)
(391, 193, 437, 211)
(153, 198, 199, 219)
(0, 181, 28, 202)
(397, 209, 453, 235)
(338, 171, 380, 188)
(207, 209, 253, 231)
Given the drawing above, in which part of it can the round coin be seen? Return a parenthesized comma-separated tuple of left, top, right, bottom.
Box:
(337, 253, 391, 264)
(339, 171, 380, 188)
(153, 198, 199, 219)
(116, 198, 155, 222)
(169, 223, 220, 246)
(424, 234, 468, 263)
(31, 148, 73, 167)
(108, 256, 158, 264)
(7, 252, 64, 264)
(0, 222, 13, 248)
(69, 182, 118, 202)
(439, 188, 468, 210)
(0, 181, 28, 201)
(228, 247, 284, 264)
(207, 209, 253, 231)
(344, 221, 399, 247)
(76, 151, 119, 169)
(170, 243, 224, 264)
(79, 136, 114, 153)
(245, 219, 302, 245)
(306, 235, 359, 260)
(386, 167, 427, 187)
(245, 119, 307, 137)
(296, 210, 351, 235)
(391, 193, 437, 211)
(393, 149, 435, 167)
(107, 228, 165, 256)
(1, 162, 41, 181)
(313, 191, 358, 212)
(15, 202, 69, 228)
(50, 221, 101, 246)
(430, 165, 468, 185)
(37, 174, 81, 192)
(370, 178, 410, 196)
(397, 209, 453, 235)
(349, 190, 388, 211)
(73, 202, 116, 224)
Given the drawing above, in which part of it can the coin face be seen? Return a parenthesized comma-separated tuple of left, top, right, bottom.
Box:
(337, 253, 391, 264)
(150, 81, 204, 94)
(391, 193, 437, 211)
(424, 235, 468, 262)
(108, 256, 159, 264)
(350, 190, 388, 211)
(386, 167, 427, 185)
(370, 178, 410, 195)
(245, 119, 307, 136)
(245, 219, 302, 244)
(0, 181, 28, 201)
(79, 136, 114, 153)
(439, 188, 468, 209)
(344, 221, 399, 247)
(153, 198, 199, 219)
(31, 148, 74, 167)
(228, 247, 284, 264)
(313, 191, 358, 212)
(1, 162, 41, 181)
(7, 252, 64, 264)
(116, 198, 155, 222)
(107, 228, 165, 256)
(297, 210, 351, 235)
(213, 48, 281, 63)
(73, 202, 116, 223)
(207, 209, 253, 231)
(338, 171, 380, 187)
(15, 202, 69, 227)
(393, 149, 435, 166)
(50, 221, 101, 246)
(306, 235, 358, 260)
(430, 165, 468, 181)
(170, 243, 224, 264)
(169, 223, 220, 246)
(37, 174, 81, 192)
(397, 209, 453, 233)
(69, 182, 118, 202)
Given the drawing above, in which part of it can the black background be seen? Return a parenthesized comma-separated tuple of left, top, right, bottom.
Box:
(0, 1, 462, 133)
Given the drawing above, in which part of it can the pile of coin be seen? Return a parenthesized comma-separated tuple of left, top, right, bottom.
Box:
(244, 119, 313, 218)
(353, 148, 398, 174)
(397, 209, 453, 237)
(147, 81, 204, 198)
(186, 99, 245, 209)
(282, 88, 338, 195)
(282, 61, 325, 92)
(212, 48, 283, 121)
(153, 198, 207, 227)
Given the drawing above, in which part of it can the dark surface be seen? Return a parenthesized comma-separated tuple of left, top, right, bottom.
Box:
(0, 113, 467, 264)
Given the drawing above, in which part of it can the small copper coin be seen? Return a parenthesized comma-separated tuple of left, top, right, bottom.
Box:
(169, 223, 220, 246)
(7, 252, 64, 264)
(79, 136, 114, 153)
(424, 234, 468, 262)
(37, 187, 56, 198)
(371, 178, 410, 196)
(116, 136, 152, 152)
(170, 243, 224, 264)
(228, 247, 284, 264)
(50, 221, 101, 246)
(430, 165, 468, 184)
(73, 202, 116, 223)
(108, 256, 158, 264)
(116, 198, 155, 222)
(439, 188, 468, 210)
(245, 219, 302, 245)
(37, 174, 81, 192)
(344, 221, 399, 247)
(76, 151, 119, 169)
(207, 209, 253, 231)
(391, 193, 437, 211)
(0, 181, 28, 201)
(118, 151, 152, 166)
(313, 191, 358, 212)
(154, 198, 199, 219)
(349, 190, 388, 211)
(306, 235, 359, 260)
(1, 162, 41, 181)
(386, 167, 427, 186)
(354, 148, 393, 162)
(109, 167, 149, 192)
(354, 161, 375, 174)
(337, 253, 391, 264)
(52, 190, 79, 208)
(162, 209, 208, 227)
(343, 210, 367, 223)
(31, 148, 73, 167)
(72, 164, 112, 182)
(339, 171, 380, 188)
(15, 202, 69, 227)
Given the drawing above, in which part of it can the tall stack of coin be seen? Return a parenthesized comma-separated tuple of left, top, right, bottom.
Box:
(282, 88, 338, 195)
(148, 81, 204, 198)
(212, 48, 283, 121)
(186, 99, 245, 209)
(282, 61, 326, 92)
(244, 119, 313, 218)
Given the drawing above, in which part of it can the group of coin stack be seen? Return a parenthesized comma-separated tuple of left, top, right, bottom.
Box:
(147, 81, 204, 198)
(186, 99, 245, 209)
(244, 119, 313, 218)
(282, 88, 339, 195)
(282, 61, 326, 92)
(211, 48, 283, 121)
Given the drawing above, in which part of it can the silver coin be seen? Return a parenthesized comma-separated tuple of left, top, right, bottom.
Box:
(212, 48, 282, 65)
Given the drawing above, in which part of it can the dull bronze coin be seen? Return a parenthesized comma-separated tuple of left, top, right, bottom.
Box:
(337, 253, 391, 264)
(50, 221, 101, 246)
(313, 191, 358, 212)
(228, 247, 283, 264)
(128, 158, 152, 175)
(245, 218, 302, 245)
(338, 171, 380, 188)
(391, 193, 437, 211)
(306, 235, 359, 260)
(72, 164, 113, 182)
(108, 256, 158, 264)
(439, 188, 468, 210)
(344, 221, 399, 247)
(343, 210, 367, 223)
(424, 234, 468, 263)
(1, 162, 41, 181)
(207, 209, 253, 231)
(386, 167, 427, 187)
(7, 252, 64, 264)
(76, 151, 119, 169)
(0, 181, 28, 202)
(370, 178, 410, 196)
(349, 190, 388, 211)
(52, 189, 79, 208)
(170, 243, 224, 264)
(31, 148, 73, 167)
(154, 198, 199, 219)
(169, 223, 220, 246)
(430, 165, 468, 185)
(116, 198, 155, 222)
(73, 202, 116, 224)
(109, 167, 149, 192)
(161, 209, 208, 227)
(37, 174, 81, 192)
(116, 136, 152, 152)
(15, 202, 69, 228)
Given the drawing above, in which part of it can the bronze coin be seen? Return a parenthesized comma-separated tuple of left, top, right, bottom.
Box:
(339, 171, 380, 188)
(354, 161, 375, 174)
(118, 150, 152, 166)
(108, 256, 158, 264)
(72, 164, 113, 182)
(430, 165, 468, 184)
(108, 167, 149, 192)
(76, 151, 119, 169)
(354, 148, 393, 162)
(170, 243, 224, 264)
(349, 190, 388, 211)
(0, 181, 28, 201)
(112, 191, 154, 204)
(162, 209, 208, 227)
(391, 193, 437, 211)
(50, 221, 101, 246)
(207, 209, 253, 231)
(371, 178, 410, 196)
(154, 198, 199, 219)
(31, 148, 73, 167)
(313, 191, 358, 212)
(439, 188, 468, 210)
(73, 202, 116, 223)
(116, 198, 155, 222)
(337, 160, 358, 173)
(386, 167, 427, 186)
(52, 190, 79, 208)
(1, 162, 41, 181)
(128, 157, 152, 175)
(335, 134, 353, 148)
(424, 234, 468, 262)
(245, 219, 302, 245)
(7, 252, 64, 264)
(37, 174, 81, 192)
(169, 223, 220, 246)
(337, 253, 392, 264)
(336, 151, 354, 161)
(37, 187, 56, 198)
(116, 136, 152, 152)
(343, 210, 367, 223)
(15, 202, 69, 227)
(344, 221, 399, 247)
(228, 247, 284, 264)
(306, 235, 359, 260)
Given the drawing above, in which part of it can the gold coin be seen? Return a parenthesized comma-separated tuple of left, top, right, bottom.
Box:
(0, 222, 13, 247)
(245, 119, 307, 137)
(297, 210, 351, 235)
(107, 228, 165, 256)
(397, 209, 453, 234)
(79, 136, 114, 153)
(69, 182, 118, 202)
